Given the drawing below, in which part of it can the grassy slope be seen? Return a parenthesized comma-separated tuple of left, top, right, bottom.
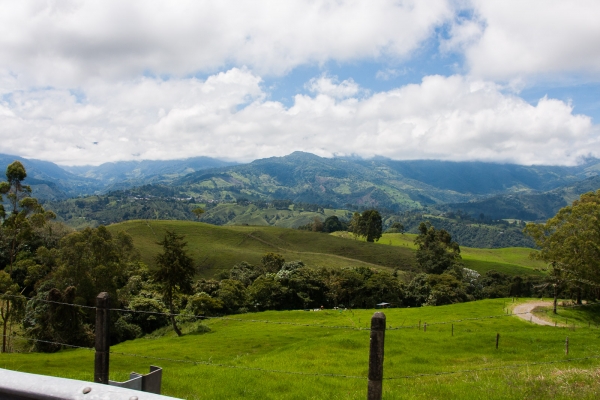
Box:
(3, 299, 600, 399)
(106, 220, 417, 277)
(333, 232, 545, 276)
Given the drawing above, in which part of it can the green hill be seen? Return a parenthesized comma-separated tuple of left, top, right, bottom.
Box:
(106, 220, 418, 277)
(107, 220, 543, 278)
(333, 232, 545, 276)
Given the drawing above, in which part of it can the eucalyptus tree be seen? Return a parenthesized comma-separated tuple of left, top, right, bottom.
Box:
(525, 189, 600, 305)
(153, 230, 196, 336)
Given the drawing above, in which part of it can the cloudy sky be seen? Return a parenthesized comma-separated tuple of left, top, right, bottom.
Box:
(1, 0, 600, 166)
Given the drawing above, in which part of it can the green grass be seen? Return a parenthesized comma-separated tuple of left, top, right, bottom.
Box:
(334, 232, 545, 276)
(537, 303, 600, 329)
(3, 299, 600, 399)
(106, 220, 416, 277)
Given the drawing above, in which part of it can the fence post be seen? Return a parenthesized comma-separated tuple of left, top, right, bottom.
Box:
(496, 333, 500, 349)
(368, 312, 386, 400)
(94, 292, 110, 385)
(565, 337, 569, 356)
(451, 324, 454, 336)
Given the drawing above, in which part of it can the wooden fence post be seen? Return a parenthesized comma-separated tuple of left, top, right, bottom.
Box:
(565, 337, 569, 356)
(496, 333, 500, 349)
(94, 292, 110, 384)
(368, 312, 386, 400)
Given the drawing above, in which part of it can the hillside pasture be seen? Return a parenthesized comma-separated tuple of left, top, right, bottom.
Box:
(333, 232, 545, 276)
(106, 220, 417, 277)
(2, 299, 600, 399)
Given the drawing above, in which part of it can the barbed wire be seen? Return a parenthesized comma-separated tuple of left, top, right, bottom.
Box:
(4, 334, 600, 382)
(0, 293, 96, 310)
(112, 349, 600, 381)
(110, 350, 366, 379)
(2, 334, 94, 351)
(3, 291, 598, 331)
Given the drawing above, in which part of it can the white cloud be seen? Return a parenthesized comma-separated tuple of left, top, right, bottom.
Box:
(0, 0, 452, 87)
(453, 0, 600, 80)
(306, 75, 361, 99)
(0, 69, 595, 165)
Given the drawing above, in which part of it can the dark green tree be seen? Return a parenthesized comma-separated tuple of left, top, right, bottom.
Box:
(323, 215, 345, 233)
(414, 222, 462, 274)
(192, 207, 205, 221)
(354, 209, 383, 242)
(153, 230, 196, 336)
(261, 253, 285, 273)
(524, 190, 600, 305)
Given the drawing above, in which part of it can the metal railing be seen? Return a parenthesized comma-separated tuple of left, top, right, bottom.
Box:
(0, 368, 181, 400)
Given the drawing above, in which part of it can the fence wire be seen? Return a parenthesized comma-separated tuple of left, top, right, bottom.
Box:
(2, 334, 94, 351)
(4, 334, 600, 381)
(2, 292, 599, 331)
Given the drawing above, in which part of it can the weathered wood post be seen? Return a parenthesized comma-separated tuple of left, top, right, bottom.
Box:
(95, 292, 110, 384)
(368, 312, 386, 400)
(496, 333, 500, 349)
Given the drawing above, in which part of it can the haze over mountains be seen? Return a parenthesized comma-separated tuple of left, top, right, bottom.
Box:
(2, 151, 600, 221)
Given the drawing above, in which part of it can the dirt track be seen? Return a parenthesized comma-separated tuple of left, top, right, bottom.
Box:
(512, 301, 555, 326)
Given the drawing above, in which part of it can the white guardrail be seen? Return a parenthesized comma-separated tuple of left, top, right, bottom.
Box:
(0, 368, 182, 400)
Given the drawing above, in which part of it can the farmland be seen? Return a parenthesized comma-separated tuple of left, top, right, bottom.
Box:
(2, 299, 600, 399)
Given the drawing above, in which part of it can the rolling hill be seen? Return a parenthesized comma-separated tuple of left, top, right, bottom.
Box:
(106, 220, 542, 277)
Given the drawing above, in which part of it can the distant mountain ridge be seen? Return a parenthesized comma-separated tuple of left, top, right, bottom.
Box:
(2, 151, 600, 220)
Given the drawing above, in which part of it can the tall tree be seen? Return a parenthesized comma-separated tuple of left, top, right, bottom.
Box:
(192, 207, 205, 221)
(153, 230, 195, 336)
(524, 190, 600, 305)
(353, 209, 383, 242)
(0, 162, 55, 272)
(414, 222, 462, 274)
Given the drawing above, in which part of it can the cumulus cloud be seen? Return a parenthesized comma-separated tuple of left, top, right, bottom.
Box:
(0, 69, 595, 165)
(452, 0, 600, 80)
(306, 75, 361, 99)
(0, 0, 452, 87)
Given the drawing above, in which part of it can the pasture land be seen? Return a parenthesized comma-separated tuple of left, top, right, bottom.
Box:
(2, 299, 599, 399)
(106, 220, 416, 277)
(334, 232, 545, 276)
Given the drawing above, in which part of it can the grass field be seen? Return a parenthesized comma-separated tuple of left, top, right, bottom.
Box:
(334, 232, 545, 276)
(106, 220, 417, 277)
(2, 299, 600, 399)
(106, 220, 545, 279)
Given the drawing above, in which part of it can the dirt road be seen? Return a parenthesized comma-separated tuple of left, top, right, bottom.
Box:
(512, 301, 555, 326)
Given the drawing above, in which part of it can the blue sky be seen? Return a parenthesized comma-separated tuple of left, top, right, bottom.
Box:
(0, 0, 599, 166)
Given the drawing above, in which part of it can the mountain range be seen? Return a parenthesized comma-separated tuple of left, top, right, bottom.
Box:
(2, 151, 600, 221)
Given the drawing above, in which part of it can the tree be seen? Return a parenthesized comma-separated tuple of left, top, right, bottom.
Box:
(524, 190, 600, 307)
(0, 271, 21, 352)
(261, 253, 285, 273)
(388, 222, 405, 234)
(0, 162, 56, 273)
(352, 209, 383, 242)
(414, 222, 462, 274)
(323, 215, 345, 233)
(192, 207, 205, 221)
(153, 230, 196, 336)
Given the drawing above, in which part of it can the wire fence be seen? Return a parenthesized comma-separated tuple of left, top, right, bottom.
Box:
(5, 332, 600, 382)
(4, 292, 600, 388)
(3, 292, 598, 331)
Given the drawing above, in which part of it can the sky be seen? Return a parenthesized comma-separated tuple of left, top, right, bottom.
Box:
(1, 1, 600, 166)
